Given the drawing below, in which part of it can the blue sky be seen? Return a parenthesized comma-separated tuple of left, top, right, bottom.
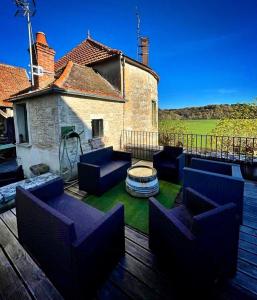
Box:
(1, 0, 257, 108)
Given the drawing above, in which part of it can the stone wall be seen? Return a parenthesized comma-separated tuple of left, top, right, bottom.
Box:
(123, 61, 158, 132)
(14, 95, 60, 177)
(59, 95, 124, 150)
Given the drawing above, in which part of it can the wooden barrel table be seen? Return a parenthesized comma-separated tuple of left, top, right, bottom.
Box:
(125, 165, 159, 198)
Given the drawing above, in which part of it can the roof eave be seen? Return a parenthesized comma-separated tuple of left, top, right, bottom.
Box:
(9, 87, 126, 103)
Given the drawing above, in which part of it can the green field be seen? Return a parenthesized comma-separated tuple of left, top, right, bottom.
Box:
(159, 119, 219, 135)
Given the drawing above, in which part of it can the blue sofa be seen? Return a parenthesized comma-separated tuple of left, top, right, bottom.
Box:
(78, 146, 132, 195)
(185, 158, 244, 224)
(153, 146, 185, 183)
(16, 178, 125, 299)
(149, 187, 239, 295)
(0, 165, 24, 187)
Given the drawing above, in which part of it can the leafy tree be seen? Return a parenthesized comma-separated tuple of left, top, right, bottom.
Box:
(212, 101, 257, 138)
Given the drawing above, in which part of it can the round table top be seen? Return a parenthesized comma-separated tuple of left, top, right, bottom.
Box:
(127, 165, 157, 178)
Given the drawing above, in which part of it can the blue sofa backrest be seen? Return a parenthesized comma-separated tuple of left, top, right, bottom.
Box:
(16, 187, 76, 269)
(163, 146, 183, 160)
(30, 178, 64, 201)
(191, 158, 232, 176)
(80, 146, 113, 165)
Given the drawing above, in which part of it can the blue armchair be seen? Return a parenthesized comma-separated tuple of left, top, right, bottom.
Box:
(153, 146, 185, 183)
(149, 188, 239, 294)
(16, 178, 125, 299)
(184, 165, 244, 224)
(78, 146, 132, 195)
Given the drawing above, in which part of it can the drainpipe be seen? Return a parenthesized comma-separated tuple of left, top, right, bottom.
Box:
(120, 54, 126, 142)
(121, 54, 126, 99)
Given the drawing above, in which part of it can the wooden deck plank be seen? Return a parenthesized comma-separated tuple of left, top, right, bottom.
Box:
(0, 247, 32, 300)
(0, 218, 63, 300)
(233, 271, 257, 296)
(108, 265, 162, 300)
(238, 259, 257, 280)
(97, 281, 131, 300)
(241, 225, 257, 237)
(238, 249, 257, 267)
(240, 232, 257, 246)
(119, 253, 174, 300)
(240, 239, 257, 255)
(125, 226, 149, 250)
(243, 220, 257, 230)
(0, 210, 18, 238)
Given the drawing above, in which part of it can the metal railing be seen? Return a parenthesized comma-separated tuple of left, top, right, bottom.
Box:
(121, 130, 257, 163)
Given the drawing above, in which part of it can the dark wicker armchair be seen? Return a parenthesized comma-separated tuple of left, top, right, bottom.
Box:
(153, 146, 185, 183)
(16, 178, 125, 299)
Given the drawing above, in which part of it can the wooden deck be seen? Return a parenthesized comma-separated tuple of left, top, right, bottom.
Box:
(0, 180, 257, 299)
(230, 180, 257, 299)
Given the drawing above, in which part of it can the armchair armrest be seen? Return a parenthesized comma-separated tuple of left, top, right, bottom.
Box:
(78, 162, 100, 176)
(153, 150, 164, 165)
(193, 202, 238, 236)
(149, 197, 195, 251)
(113, 150, 132, 162)
(177, 153, 185, 181)
(77, 162, 100, 192)
(29, 178, 64, 201)
(183, 187, 218, 215)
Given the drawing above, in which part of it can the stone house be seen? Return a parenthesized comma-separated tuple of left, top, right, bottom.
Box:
(9, 32, 159, 178)
(0, 63, 30, 142)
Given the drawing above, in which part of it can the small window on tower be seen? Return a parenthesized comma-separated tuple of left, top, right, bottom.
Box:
(91, 119, 104, 138)
(152, 101, 157, 127)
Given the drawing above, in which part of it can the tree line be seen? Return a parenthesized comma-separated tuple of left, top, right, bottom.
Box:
(159, 103, 257, 120)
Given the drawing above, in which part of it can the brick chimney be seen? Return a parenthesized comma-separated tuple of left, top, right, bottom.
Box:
(140, 37, 149, 66)
(31, 32, 55, 89)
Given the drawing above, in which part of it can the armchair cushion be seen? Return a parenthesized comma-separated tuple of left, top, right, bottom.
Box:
(169, 205, 194, 230)
(47, 194, 104, 240)
(100, 160, 129, 178)
(183, 187, 218, 215)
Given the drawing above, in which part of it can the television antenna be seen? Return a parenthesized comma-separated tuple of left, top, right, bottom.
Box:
(136, 7, 141, 61)
(14, 0, 37, 86)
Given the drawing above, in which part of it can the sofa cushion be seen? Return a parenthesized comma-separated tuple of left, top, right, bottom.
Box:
(47, 194, 104, 240)
(170, 205, 194, 229)
(100, 160, 129, 178)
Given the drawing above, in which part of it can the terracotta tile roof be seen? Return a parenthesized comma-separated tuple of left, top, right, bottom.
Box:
(55, 38, 121, 72)
(0, 63, 30, 107)
(54, 61, 123, 101)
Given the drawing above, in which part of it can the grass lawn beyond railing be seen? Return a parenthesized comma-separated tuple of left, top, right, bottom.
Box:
(84, 180, 181, 234)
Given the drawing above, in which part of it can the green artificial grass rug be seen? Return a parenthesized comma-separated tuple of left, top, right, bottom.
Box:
(84, 180, 181, 234)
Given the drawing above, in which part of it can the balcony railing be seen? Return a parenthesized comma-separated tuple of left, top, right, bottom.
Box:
(121, 130, 257, 164)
